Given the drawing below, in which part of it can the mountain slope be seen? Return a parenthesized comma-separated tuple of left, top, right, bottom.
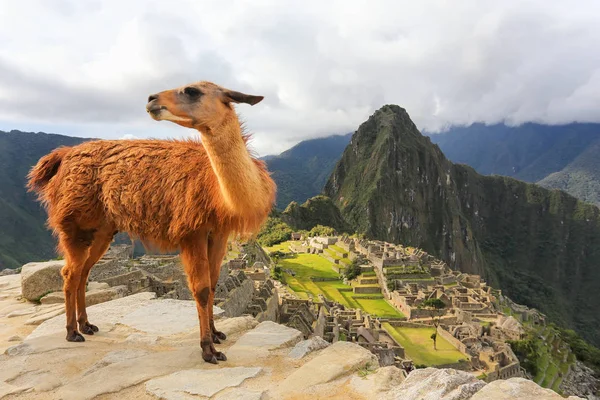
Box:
(264, 133, 352, 209)
(538, 139, 600, 205)
(429, 123, 600, 204)
(324, 106, 600, 347)
(0, 130, 88, 269)
(430, 123, 600, 181)
(280, 195, 352, 233)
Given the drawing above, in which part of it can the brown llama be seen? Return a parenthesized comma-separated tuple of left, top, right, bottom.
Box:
(27, 81, 276, 364)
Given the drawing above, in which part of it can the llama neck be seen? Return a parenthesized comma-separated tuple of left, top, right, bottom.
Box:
(200, 114, 272, 216)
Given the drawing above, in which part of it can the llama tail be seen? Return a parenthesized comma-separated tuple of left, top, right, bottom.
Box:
(27, 147, 70, 193)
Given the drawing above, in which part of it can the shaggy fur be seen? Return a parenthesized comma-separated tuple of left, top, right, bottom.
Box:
(27, 81, 276, 363)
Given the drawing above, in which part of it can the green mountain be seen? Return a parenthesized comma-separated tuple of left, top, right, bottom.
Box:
(263, 133, 351, 209)
(0, 130, 87, 269)
(280, 195, 352, 233)
(538, 139, 600, 206)
(430, 123, 600, 205)
(324, 105, 600, 347)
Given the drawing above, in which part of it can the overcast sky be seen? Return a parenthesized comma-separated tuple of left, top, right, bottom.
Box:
(1, 1, 599, 155)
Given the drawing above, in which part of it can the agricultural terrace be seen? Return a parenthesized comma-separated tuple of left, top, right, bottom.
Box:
(265, 242, 403, 318)
(382, 323, 466, 366)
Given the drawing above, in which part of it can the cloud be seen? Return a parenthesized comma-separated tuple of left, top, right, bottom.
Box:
(0, 0, 599, 155)
(119, 134, 140, 140)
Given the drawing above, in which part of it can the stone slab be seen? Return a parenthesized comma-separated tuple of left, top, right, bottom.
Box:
(56, 347, 206, 400)
(213, 388, 265, 400)
(120, 299, 223, 336)
(288, 336, 330, 359)
(145, 367, 262, 399)
(26, 292, 156, 339)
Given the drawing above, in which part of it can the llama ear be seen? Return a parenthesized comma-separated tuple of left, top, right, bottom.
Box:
(222, 90, 264, 106)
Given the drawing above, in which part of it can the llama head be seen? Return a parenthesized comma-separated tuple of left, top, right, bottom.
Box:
(146, 81, 263, 132)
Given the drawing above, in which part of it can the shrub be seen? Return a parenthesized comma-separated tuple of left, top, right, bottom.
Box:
(257, 217, 293, 247)
(308, 225, 335, 237)
(344, 259, 362, 281)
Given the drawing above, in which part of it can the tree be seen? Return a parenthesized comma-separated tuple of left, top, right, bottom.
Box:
(308, 225, 335, 237)
(420, 298, 446, 350)
(344, 259, 362, 281)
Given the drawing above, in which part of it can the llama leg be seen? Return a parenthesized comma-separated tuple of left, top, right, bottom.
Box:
(59, 231, 91, 342)
(208, 231, 229, 344)
(181, 233, 218, 364)
(77, 232, 113, 335)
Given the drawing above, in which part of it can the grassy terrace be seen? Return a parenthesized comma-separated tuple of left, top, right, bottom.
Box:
(265, 242, 292, 253)
(532, 326, 576, 391)
(382, 323, 466, 366)
(266, 242, 403, 318)
(328, 244, 347, 255)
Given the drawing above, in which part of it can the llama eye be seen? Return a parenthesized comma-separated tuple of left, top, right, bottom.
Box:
(184, 87, 202, 97)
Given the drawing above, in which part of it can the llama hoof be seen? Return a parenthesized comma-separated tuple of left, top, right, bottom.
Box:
(203, 354, 218, 364)
(212, 334, 221, 344)
(80, 323, 99, 335)
(214, 331, 227, 341)
(66, 331, 85, 342)
(215, 351, 227, 361)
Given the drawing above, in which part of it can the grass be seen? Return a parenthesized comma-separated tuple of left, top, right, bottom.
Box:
(355, 298, 404, 318)
(265, 241, 293, 253)
(339, 258, 352, 266)
(323, 248, 342, 260)
(328, 244, 347, 254)
(382, 323, 466, 366)
(362, 271, 376, 277)
(276, 252, 404, 318)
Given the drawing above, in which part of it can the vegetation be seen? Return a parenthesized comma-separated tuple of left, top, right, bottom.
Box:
(344, 259, 362, 280)
(506, 337, 541, 377)
(555, 325, 600, 372)
(309, 224, 336, 237)
(281, 195, 353, 233)
(256, 217, 293, 247)
(383, 323, 465, 366)
(419, 298, 446, 349)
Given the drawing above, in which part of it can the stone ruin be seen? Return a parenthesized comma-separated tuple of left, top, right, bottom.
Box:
(87, 243, 280, 322)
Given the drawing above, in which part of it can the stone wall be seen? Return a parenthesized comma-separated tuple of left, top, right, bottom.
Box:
(217, 278, 255, 318)
(354, 286, 381, 294)
(256, 287, 280, 322)
(437, 325, 468, 355)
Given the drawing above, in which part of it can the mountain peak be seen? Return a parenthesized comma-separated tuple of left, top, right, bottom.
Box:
(325, 107, 600, 347)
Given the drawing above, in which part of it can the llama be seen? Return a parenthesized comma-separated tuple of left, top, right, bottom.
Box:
(27, 81, 276, 364)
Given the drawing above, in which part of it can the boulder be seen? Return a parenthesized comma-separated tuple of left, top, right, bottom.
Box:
(470, 377, 584, 400)
(40, 285, 128, 306)
(385, 368, 486, 400)
(288, 336, 330, 359)
(276, 341, 378, 394)
(0, 268, 18, 276)
(145, 367, 262, 399)
(21, 260, 65, 301)
(350, 366, 405, 397)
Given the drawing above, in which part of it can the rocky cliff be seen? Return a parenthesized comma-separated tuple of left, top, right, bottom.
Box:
(324, 105, 600, 347)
